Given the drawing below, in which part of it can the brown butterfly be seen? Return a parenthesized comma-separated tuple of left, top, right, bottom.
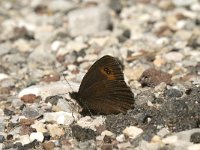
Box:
(69, 55, 134, 115)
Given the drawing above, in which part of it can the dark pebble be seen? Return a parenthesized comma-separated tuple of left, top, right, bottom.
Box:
(164, 89, 183, 98)
(71, 125, 96, 141)
(103, 135, 112, 143)
(4, 108, 15, 116)
(190, 132, 200, 143)
(45, 95, 62, 105)
(7, 134, 13, 140)
(101, 143, 113, 150)
(43, 132, 51, 141)
(139, 68, 172, 87)
(0, 135, 5, 143)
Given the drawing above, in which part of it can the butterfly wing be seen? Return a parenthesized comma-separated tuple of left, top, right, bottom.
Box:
(70, 55, 134, 115)
(78, 55, 124, 94)
(79, 80, 134, 114)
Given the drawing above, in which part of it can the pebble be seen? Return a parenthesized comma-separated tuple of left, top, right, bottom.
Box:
(157, 128, 170, 137)
(18, 81, 77, 100)
(21, 94, 37, 103)
(164, 88, 183, 98)
(139, 68, 172, 87)
(28, 48, 55, 66)
(43, 111, 75, 125)
(0, 42, 12, 56)
(164, 52, 184, 62)
(190, 132, 200, 143)
(123, 126, 143, 139)
(53, 98, 72, 112)
(101, 130, 115, 138)
(77, 116, 106, 131)
(116, 134, 125, 142)
(31, 121, 47, 133)
(22, 105, 41, 119)
(48, 0, 75, 12)
(30, 132, 44, 142)
(46, 124, 64, 137)
(19, 134, 31, 145)
(68, 5, 111, 36)
(0, 135, 5, 143)
(172, 0, 198, 6)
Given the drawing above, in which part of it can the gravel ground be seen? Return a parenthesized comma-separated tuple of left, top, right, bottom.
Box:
(0, 0, 200, 149)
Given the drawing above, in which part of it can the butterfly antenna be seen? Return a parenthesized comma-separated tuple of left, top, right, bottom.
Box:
(62, 73, 74, 92)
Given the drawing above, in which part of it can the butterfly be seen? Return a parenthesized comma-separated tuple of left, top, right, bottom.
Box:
(69, 55, 134, 115)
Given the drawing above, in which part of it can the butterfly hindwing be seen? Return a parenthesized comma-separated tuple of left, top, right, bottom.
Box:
(79, 80, 134, 114)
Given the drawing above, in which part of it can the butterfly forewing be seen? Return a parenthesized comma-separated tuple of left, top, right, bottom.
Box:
(78, 55, 124, 95)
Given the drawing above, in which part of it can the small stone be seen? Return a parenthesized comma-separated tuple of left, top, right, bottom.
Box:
(53, 98, 72, 112)
(77, 116, 106, 131)
(46, 124, 64, 137)
(43, 141, 55, 150)
(0, 42, 12, 56)
(20, 125, 34, 135)
(20, 135, 31, 145)
(28, 48, 55, 66)
(0, 135, 5, 143)
(151, 135, 161, 143)
(21, 94, 37, 103)
(43, 111, 75, 125)
(172, 0, 198, 6)
(7, 134, 13, 140)
(71, 125, 96, 141)
(190, 132, 200, 144)
(20, 118, 34, 126)
(139, 68, 172, 87)
(0, 76, 15, 88)
(3, 108, 15, 116)
(66, 41, 88, 52)
(116, 134, 125, 142)
(48, 0, 75, 12)
(22, 106, 40, 119)
(164, 52, 184, 62)
(30, 132, 44, 142)
(188, 144, 200, 150)
(19, 81, 76, 101)
(41, 73, 60, 83)
(162, 135, 178, 144)
(101, 130, 115, 138)
(157, 128, 170, 137)
(137, 140, 161, 150)
(164, 88, 183, 98)
(123, 126, 143, 139)
(45, 95, 60, 105)
(117, 142, 132, 149)
(101, 143, 113, 150)
(51, 41, 63, 51)
(124, 65, 146, 80)
(12, 98, 24, 109)
(68, 5, 111, 36)
(31, 121, 47, 133)
(13, 39, 31, 52)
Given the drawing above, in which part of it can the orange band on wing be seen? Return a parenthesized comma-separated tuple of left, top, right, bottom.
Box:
(100, 67, 116, 80)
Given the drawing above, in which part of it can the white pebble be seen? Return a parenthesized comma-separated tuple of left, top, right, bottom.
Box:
(30, 132, 44, 142)
(19, 135, 31, 145)
(123, 126, 143, 139)
(162, 135, 178, 144)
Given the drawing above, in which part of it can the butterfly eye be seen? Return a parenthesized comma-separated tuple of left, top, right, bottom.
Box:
(104, 67, 111, 75)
